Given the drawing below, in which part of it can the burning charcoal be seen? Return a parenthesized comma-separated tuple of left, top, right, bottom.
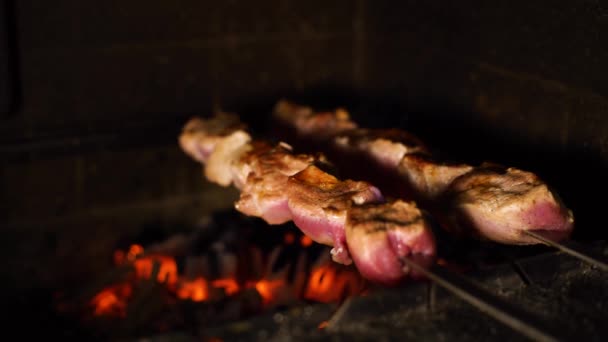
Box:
(238, 246, 265, 280)
(216, 251, 238, 279)
(303, 251, 368, 304)
(176, 278, 211, 302)
(89, 282, 132, 318)
(258, 277, 295, 308)
(121, 280, 174, 337)
(183, 255, 211, 279)
(291, 252, 308, 299)
(138, 256, 178, 286)
(263, 245, 284, 276)
(60, 264, 134, 314)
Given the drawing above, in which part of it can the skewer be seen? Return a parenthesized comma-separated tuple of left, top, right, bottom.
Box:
(401, 257, 564, 342)
(522, 231, 608, 272)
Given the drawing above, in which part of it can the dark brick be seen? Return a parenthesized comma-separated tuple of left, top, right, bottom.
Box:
(212, 36, 356, 110)
(366, 0, 608, 99)
(18, 44, 218, 123)
(17, 0, 356, 48)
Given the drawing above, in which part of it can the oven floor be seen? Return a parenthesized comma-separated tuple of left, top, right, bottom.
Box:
(204, 242, 608, 342)
(6, 240, 606, 341)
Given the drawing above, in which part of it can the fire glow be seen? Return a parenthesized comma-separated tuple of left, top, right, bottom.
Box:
(90, 282, 132, 317)
(89, 236, 367, 318)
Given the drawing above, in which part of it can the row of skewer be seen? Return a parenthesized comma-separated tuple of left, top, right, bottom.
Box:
(181, 100, 607, 341)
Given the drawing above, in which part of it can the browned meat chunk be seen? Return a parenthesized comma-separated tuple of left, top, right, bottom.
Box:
(178, 114, 438, 285)
(444, 166, 574, 244)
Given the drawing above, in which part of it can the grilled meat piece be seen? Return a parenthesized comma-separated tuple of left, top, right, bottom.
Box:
(444, 166, 574, 244)
(334, 128, 429, 169)
(346, 200, 435, 285)
(178, 112, 246, 163)
(274, 99, 357, 140)
(235, 142, 314, 224)
(204, 130, 252, 187)
(273, 99, 575, 245)
(399, 153, 474, 201)
(179, 114, 437, 284)
(287, 165, 384, 265)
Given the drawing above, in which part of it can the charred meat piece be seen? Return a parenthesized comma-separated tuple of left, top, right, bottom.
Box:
(235, 142, 314, 224)
(346, 200, 435, 285)
(287, 165, 384, 265)
(444, 166, 574, 245)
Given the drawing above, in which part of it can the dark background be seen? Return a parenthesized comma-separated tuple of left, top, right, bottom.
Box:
(1, 0, 607, 300)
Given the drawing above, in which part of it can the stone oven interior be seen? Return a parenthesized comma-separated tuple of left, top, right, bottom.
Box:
(2, 1, 608, 340)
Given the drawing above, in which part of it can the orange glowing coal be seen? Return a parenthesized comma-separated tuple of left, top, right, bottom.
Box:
(127, 244, 144, 260)
(90, 282, 132, 317)
(133, 255, 178, 286)
(251, 279, 285, 305)
(177, 278, 209, 302)
(176, 278, 243, 302)
(304, 265, 365, 303)
(114, 244, 145, 265)
(284, 232, 296, 244)
(212, 278, 240, 296)
(300, 235, 313, 247)
(88, 240, 367, 319)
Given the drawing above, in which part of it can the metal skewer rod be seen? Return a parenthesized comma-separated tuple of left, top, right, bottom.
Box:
(401, 257, 564, 342)
(523, 230, 608, 272)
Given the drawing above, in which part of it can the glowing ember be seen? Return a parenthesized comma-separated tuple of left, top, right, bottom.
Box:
(300, 235, 313, 247)
(114, 244, 145, 266)
(133, 255, 178, 286)
(86, 235, 368, 319)
(177, 278, 209, 302)
(113, 250, 125, 265)
(212, 278, 240, 296)
(304, 265, 365, 303)
(90, 283, 132, 317)
(127, 244, 144, 261)
(318, 321, 329, 329)
(284, 232, 296, 244)
(252, 279, 285, 305)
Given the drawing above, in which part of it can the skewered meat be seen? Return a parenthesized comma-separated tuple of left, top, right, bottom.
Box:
(287, 164, 384, 265)
(178, 114, 436, 284)
(273, 100, 574, 245)
(235, 142, 314, 224)
(444, 165, 574, 244)
(179, 112, 246, 163)
(347, 200, 435, 284)
(274, 100, 356, 139)
(204, 130, 252, 186)
(399, 153, 473, 201)
(334, 128, 429, 169)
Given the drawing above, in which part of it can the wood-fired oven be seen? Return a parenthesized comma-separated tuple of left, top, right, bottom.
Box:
(2, 1, 607, 340)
